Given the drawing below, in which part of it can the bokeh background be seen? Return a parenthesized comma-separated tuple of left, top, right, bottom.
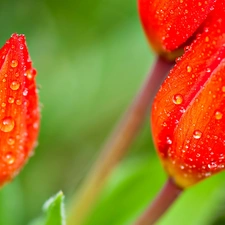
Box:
(0, 0, 225, 225)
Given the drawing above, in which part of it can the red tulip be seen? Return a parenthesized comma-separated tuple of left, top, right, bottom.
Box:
(0, 34, 39, 186)
(151, 1, 225, 188)
(138, 0, 217, 59)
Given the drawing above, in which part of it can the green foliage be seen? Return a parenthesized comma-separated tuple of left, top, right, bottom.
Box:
(44, 191, 65, 225)
(83, 155, 225, 225)
(29, 192, 65, 225)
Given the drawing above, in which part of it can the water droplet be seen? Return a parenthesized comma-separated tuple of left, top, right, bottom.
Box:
(33, 122, 39, 129)
(215, 111, 223, 120)
(0, 117, 15, 132)
(186, 65, 192, 73)
(193, 130, 202, 139)
(180, 165, 185, 170)
(7, 137, 15, 145)
(222, 86, 225, 92)
(205, 172, 211, 177)
(8, 97, 14, 104)
(24, 70, 33, 80)
(3, 152, 15, 165)
(16, 99, 22, 105)
(1, 103, 6, 108)
(2, 78, 6, 83)
(180, 107, 186, 113)
(205, 36, 209, 42)
(10, 59, 18, 68)
(10, 81, 20, 90)
(23, 89, 28, 96)
(175, 57, 181, 63)
(206, 68, 211, 73)
(166, 137, 172, 145)
(184, 46, 190, 52)
(172, 94, 183, 105)
(208, 162, 217, 169)
(196, 153, 201, 157)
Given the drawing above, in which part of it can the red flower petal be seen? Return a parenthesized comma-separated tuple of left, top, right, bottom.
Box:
(151, 1, 225, 188)
(0, 34, 39, 186)
(138, 0, 217, 57)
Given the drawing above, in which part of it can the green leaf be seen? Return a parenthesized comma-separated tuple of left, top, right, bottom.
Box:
(43, 191, 65, 225)
(84, 154, 225, 225)
(28, 191, 65, 225)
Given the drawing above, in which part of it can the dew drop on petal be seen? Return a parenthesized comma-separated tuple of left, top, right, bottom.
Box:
(8, 97, 14, 104)
(166, 137, 172, 145)
(10, 81, 20, 90)
(208, 162, 217, 169)
(215, 111, 223, 120)
(33, 122, 39, 129)
(10, 59, 18, 68)
(180, 165, 185, 170)
(0, 117, 15, 132)
(16, 99, 22, 105)
(172, 94, 183, 105)
(3, 152, 15, 165)
(1, 103, 6, 108)
(23, 89, 28, 96)
(186, 65, 192, 73)
(205, 172, 211, 177)
(222, 86, 225, 92)
(24, 70, 33, 80)
(193, 130, 202, 139)
(175, 57, 181, 63)
(7, 137, 15, 145)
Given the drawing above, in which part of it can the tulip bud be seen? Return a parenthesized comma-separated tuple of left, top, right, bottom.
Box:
(138, 0, 217, 60)
(0, 34, 39, 186)
(151, 1, 225, 188)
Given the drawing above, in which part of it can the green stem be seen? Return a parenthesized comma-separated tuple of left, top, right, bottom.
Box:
(67, 56, 174, 225)
(134, 178, 183, 225)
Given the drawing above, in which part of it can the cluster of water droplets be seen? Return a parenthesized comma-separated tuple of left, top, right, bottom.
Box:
(0, 57, 33, 166)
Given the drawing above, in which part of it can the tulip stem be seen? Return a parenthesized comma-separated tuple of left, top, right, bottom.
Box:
(67, 56, 174, 225)
(134, 178, 183, 225)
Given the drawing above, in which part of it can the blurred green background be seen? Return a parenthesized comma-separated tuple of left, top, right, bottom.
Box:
(0, 0, 225, 225)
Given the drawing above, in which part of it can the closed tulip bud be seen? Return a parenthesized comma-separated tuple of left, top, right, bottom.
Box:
(0, 34, 39, 186)
(151, 1, 225, 188)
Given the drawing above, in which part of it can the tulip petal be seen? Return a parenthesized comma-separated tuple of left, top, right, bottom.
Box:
(0, 34, 39, 185)
(139, 0, 217, 55)
(152, 1, 225, 187)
